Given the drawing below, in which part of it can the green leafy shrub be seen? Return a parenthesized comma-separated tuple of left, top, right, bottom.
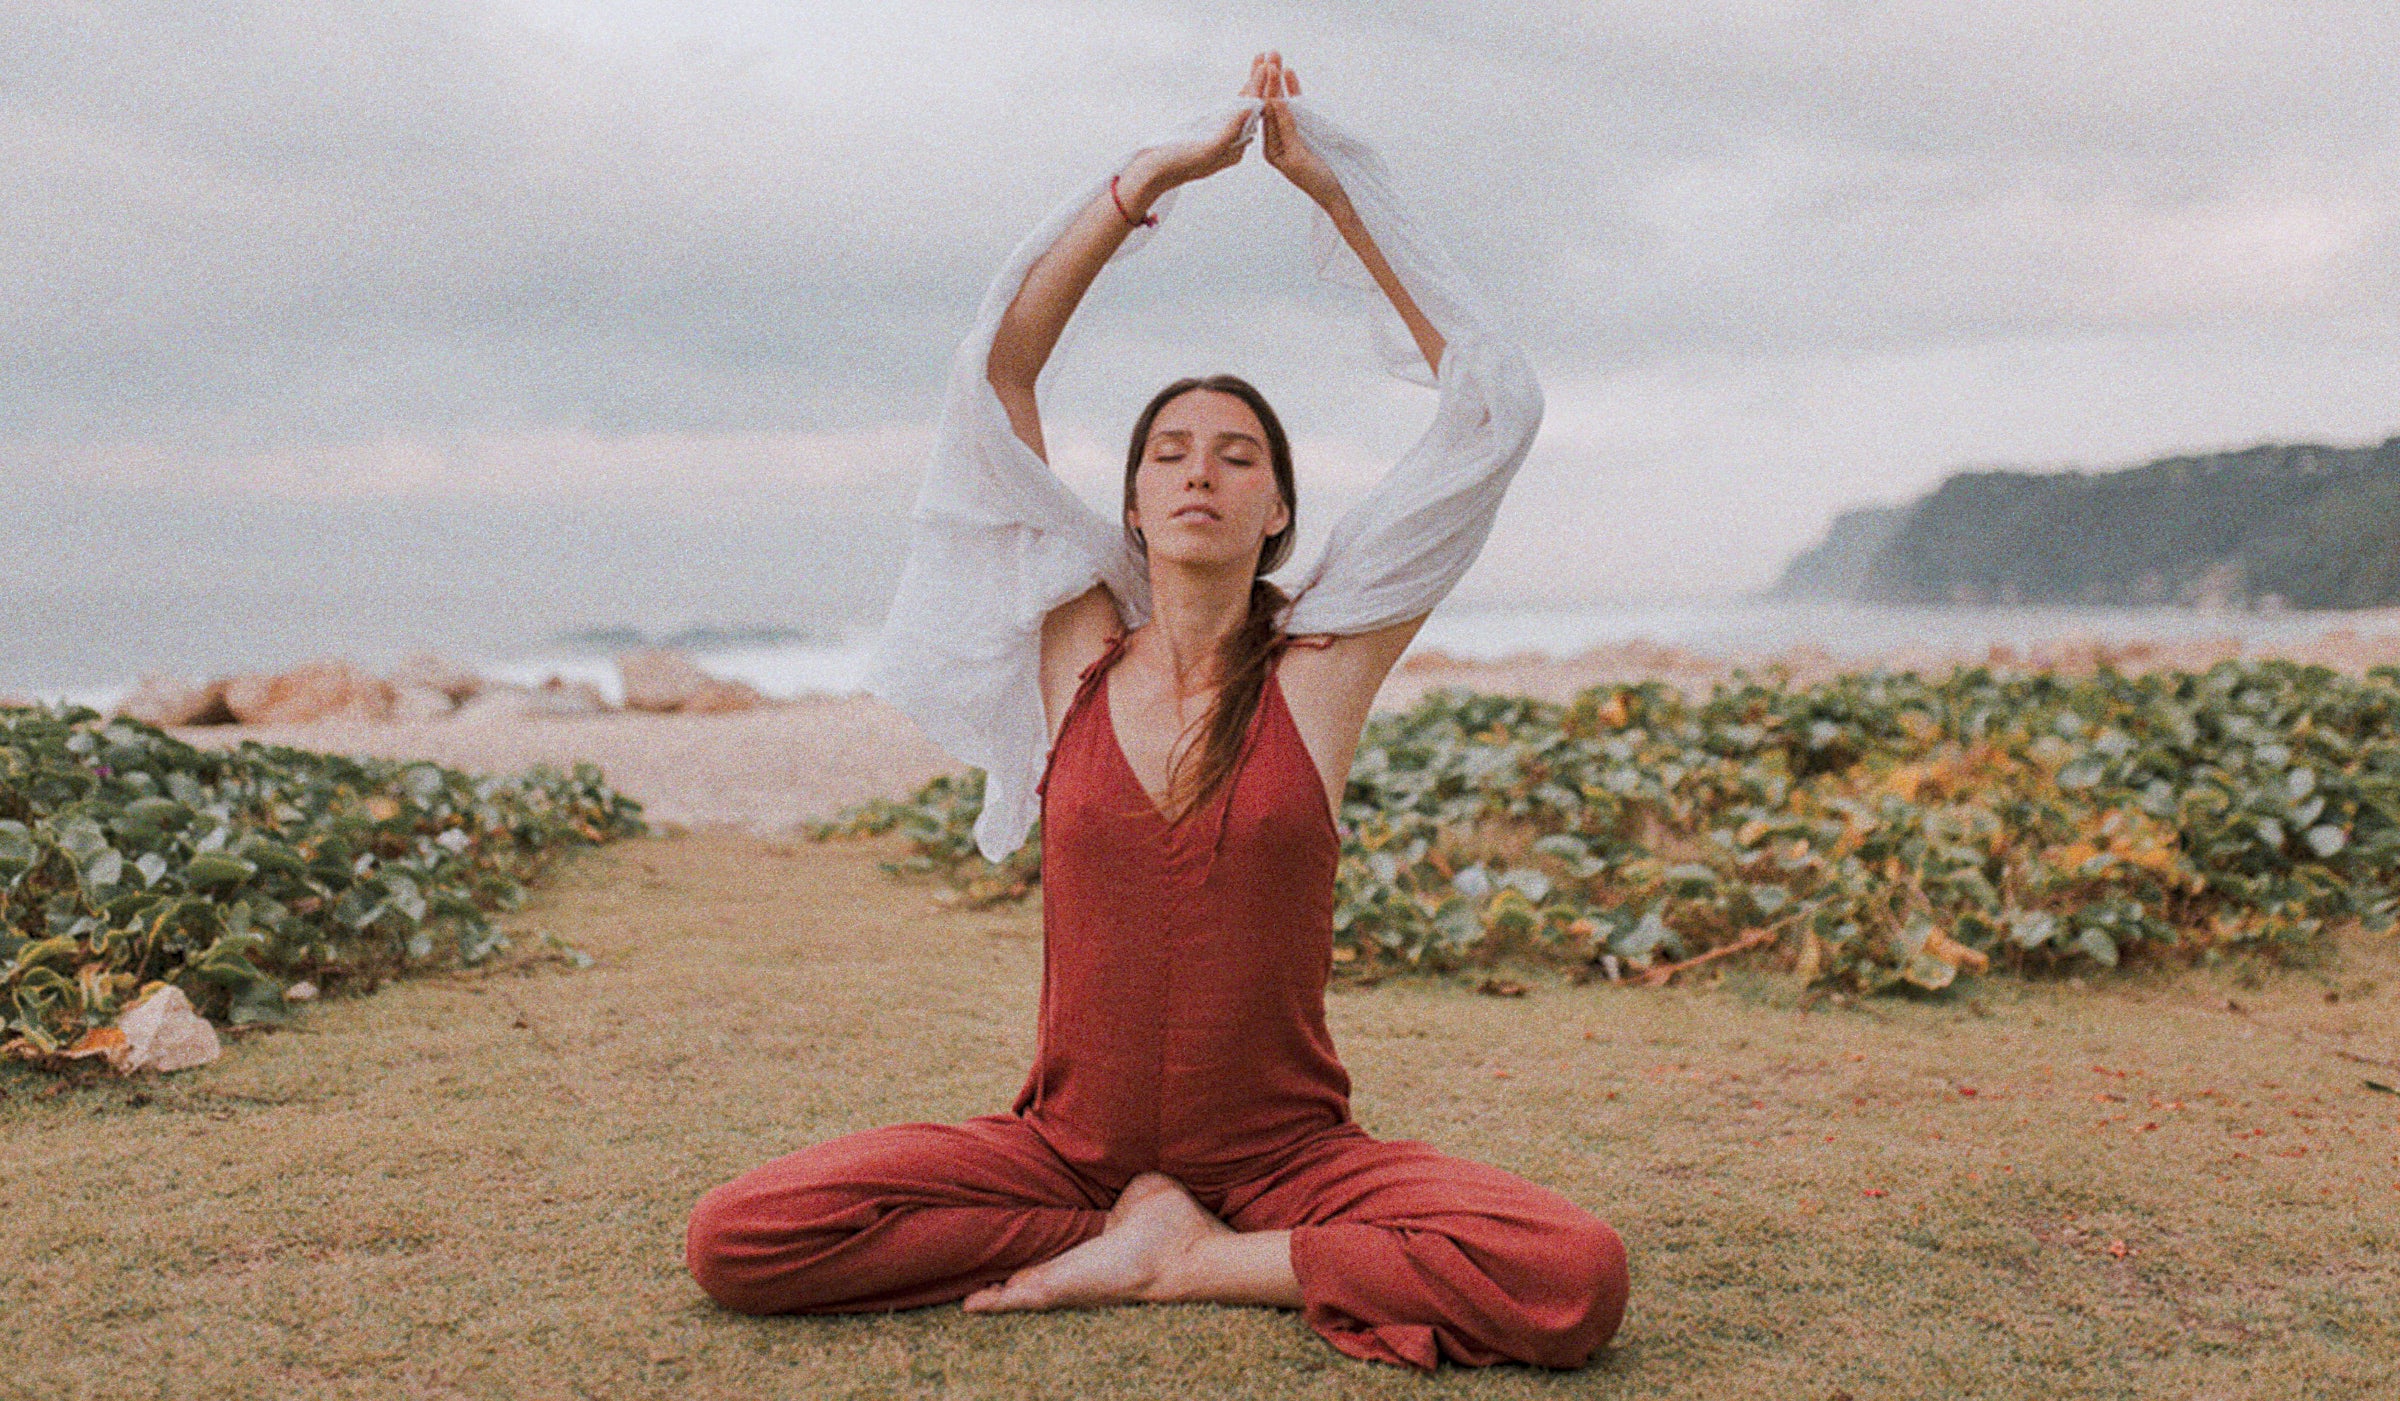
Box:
(1, 703, 645, 1055)
(804, 768, 1041, 906)
(813, 659, 2400, 994)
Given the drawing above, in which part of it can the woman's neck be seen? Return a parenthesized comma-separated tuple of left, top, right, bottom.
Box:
(1142, 561, 1253, 695)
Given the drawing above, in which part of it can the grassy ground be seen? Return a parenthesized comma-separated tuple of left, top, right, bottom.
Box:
(6, 828, 2397, 1400)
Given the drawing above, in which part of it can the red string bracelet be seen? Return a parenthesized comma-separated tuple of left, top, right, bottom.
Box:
(1110, 173, 1159, 229)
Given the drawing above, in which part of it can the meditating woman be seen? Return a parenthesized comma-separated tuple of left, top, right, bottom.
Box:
(684, 52, 1630, 1371)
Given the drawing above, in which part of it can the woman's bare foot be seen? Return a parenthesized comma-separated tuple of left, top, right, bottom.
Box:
(959, 1172, 1231, 1313)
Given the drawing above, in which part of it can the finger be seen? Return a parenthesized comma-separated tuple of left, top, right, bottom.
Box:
(1286, 65, 1301, 97)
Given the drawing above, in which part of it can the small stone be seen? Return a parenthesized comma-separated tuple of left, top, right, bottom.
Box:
(107, 986, 221, 1074)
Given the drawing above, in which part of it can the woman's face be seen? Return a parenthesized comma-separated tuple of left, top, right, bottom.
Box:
(1127, 388, 1288, 572)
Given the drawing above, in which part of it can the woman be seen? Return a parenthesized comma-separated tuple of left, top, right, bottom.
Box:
(685, 53, 1630, 1371)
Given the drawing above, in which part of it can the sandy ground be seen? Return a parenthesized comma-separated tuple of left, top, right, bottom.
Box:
(155, 622, 2400, 834)
(6, 828, 2395, 1399)
(170, 694, 965, 834)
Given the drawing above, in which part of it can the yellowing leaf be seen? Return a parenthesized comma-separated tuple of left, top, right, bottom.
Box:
(1921, 927, 1991, 975)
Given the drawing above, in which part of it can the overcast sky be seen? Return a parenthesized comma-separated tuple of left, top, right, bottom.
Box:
(8, 0, 2400, 612)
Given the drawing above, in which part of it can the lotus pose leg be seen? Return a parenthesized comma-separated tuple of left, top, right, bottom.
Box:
(685, 1115, 1109, 1315)
(1224, 1128, 1629, 1371)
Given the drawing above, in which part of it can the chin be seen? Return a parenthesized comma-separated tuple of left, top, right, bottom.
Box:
(1151, 542, 1264, 571)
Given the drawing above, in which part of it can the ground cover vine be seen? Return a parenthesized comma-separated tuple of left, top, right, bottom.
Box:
(812, 659, 2400, 993)
(1, 703, 645, 1058)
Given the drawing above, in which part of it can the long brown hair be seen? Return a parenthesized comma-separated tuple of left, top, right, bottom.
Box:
(1120, 374, 1298, 826)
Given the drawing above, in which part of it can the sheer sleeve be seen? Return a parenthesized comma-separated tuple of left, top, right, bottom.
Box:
(866, 92, 1541, 862)
(1273, 99, 1545, 637)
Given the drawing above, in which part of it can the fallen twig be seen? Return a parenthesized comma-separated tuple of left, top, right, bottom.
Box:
(1639, 926, 1777, 988)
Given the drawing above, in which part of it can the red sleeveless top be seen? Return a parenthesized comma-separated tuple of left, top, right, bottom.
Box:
(1016, 630, 1351, 1191)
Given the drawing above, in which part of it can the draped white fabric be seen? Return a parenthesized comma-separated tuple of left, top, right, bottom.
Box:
(864, 93, 1545, 862)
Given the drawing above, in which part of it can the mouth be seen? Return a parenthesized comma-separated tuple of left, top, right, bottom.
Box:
(1170, 505, 1221, 523)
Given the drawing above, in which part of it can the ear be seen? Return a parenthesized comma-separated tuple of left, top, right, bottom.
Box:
(1268, 497, 1291, 537)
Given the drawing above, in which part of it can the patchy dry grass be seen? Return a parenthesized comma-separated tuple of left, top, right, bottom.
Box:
(6, 829, 2397, 1399)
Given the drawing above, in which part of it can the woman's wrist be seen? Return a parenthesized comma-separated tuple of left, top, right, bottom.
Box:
(1119, 152, 1174, 213)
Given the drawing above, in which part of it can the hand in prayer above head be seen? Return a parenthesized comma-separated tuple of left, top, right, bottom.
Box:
(1134, 53, 1276, 191)
(1255, 51, 1342, 208)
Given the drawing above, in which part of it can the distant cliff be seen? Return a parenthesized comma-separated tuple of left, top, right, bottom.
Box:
(1771, 504, 1913, 602)
(1771, 435, 2400, 609)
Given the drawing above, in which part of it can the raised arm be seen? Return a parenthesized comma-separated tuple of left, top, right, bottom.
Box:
(984, 157, 1171, 464)
(1251, 56, 1546, 776)
(867, 71, 1291, 864)
(987, 58, 1272, 463)
(1256, 55, 1445, 383)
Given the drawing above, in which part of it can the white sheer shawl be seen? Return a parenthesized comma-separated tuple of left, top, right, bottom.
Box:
(865, 92, 1545, 862)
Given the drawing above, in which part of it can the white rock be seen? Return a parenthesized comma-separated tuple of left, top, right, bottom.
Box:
(106, 986, 222, 1074)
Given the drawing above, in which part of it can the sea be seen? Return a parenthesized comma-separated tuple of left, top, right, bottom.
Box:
(13, 599, 2386, 715)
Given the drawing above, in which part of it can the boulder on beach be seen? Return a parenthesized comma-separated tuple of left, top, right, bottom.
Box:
(682, 677, 768, 714)
(115, 675, 238, 727)
(388, 651, 486, 703)
(222, 659, 397, 724)
(450, 676, 612, 721)
(529, 676, 613, 716)
(616, 648, 765, 714)
(389, 684, 459, 722)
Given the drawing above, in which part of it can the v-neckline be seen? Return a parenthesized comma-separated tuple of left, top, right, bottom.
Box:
(1098, 663, 1190, 829)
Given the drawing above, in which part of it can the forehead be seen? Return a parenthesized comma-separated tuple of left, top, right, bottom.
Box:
(1148, 388, 1266, 444)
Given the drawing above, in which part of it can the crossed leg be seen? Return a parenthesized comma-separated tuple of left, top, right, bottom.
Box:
(684, 1114, 1109, 1314)
(1222, 1125, 1630, 1371)
(687, 1117, 1628, 1372)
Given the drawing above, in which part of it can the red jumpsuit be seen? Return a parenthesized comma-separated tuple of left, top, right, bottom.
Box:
(686, 632, 1630, 1369)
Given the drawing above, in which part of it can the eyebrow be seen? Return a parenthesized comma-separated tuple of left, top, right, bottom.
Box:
(1150, 429, 1265, 451)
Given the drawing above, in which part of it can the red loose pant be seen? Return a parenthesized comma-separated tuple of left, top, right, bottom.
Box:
(685, 1114, 1627, 1371)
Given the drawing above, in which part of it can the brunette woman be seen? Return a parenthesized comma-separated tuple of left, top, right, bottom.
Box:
(686, 52, 1628, 1371)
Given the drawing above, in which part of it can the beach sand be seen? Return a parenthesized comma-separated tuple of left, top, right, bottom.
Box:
(163, 623, 2400, 832)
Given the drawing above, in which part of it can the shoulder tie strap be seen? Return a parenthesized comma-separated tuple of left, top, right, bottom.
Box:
(1078, 630, 1132, 681)
(1036, 632, 1131, 803)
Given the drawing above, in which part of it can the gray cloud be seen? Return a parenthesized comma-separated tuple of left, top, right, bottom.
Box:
(3, 0, 2397, 605)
